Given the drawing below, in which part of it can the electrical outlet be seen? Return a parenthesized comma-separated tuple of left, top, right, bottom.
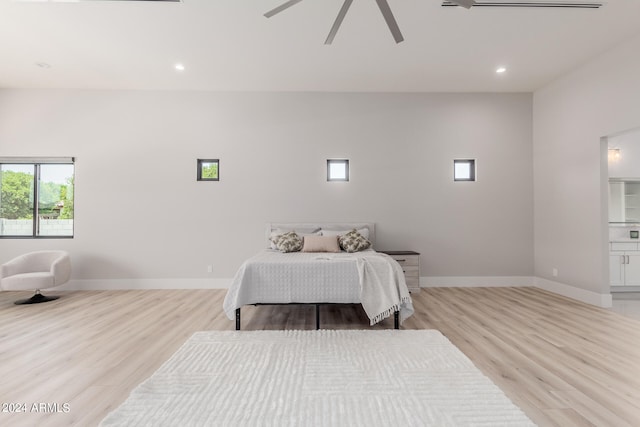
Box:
(207, 265, 213, 273)
(552, 268, 558, 277)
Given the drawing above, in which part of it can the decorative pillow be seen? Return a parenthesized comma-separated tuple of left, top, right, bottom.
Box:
(269, 228, 320, 249)
(272, 231, 303, 253)
(338, 229, 371, 253)
(301, 235, 341, 253)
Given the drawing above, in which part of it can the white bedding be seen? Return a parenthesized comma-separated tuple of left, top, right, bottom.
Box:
(223, 249, 414, 326)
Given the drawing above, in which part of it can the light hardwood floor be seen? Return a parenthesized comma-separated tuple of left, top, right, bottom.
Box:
(1, 287, 639, 427)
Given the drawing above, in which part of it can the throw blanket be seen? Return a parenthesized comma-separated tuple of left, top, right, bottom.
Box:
(356, 253, 413, 325)
(223, 250, 413, 325)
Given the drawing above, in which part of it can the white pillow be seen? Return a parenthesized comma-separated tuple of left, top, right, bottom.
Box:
(320, 227, 369, 240)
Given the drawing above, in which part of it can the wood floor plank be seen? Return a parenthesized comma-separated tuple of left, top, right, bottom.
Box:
(1, 287, 639, 426)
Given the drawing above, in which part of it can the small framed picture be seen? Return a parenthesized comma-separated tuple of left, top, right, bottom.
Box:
(197, 159, 219, 181)
(631, 230, 639, 239)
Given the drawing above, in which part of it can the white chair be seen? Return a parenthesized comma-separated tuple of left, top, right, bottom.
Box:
(0, 251, 71, 305)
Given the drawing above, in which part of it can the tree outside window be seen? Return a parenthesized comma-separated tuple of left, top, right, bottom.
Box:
(197, 159, 219, 181)
(0, 160, 74, 238)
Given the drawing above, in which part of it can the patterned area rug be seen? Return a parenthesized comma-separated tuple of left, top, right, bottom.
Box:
(101, 330, 535, 426)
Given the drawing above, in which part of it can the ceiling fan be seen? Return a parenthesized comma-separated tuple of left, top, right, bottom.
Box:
(264, 0, 603, 44)
(264, 0, 410, 44)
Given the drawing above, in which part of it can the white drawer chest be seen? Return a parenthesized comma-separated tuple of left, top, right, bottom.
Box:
(379, 250, 420, 293)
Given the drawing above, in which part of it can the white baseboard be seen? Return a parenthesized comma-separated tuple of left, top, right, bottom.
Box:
(59, 278, 232, 291)
(421, 276, 534, 287)
(533, 277, 612, 308)
(57, 276, 612, 309)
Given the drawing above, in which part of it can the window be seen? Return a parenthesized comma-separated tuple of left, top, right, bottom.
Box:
(0, 157, 74, 238)
(454, 159, 476, 182)
(327, 159, 349, 182)
(197, 159, 219, 181)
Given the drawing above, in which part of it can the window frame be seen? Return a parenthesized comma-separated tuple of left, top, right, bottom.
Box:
(197, 159, 220, 181)
(0, 157, 75, 239)
(327, 159, 349, 182)
(453, 159, 476, 182)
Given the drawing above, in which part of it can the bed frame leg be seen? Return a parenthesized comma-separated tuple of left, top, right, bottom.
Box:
(235, 308, 241, 331)
(394, 311, 399, 329)
(315, 304, 320, 330)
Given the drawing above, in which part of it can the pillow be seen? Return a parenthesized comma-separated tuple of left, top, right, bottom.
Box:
(301, 235, 341, 253)
(321, 227, 370, 240)
(338, 229, 371, 253)
(272, 231, 303, 253)
(269, 228, 320, 249)
(269, 229, 285, 249)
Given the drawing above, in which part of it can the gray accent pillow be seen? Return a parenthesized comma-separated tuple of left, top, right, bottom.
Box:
(272, 231, 303, 253)
(338, 229, 371, 253)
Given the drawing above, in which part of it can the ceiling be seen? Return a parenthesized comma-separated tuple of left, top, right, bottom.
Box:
(1, 0, 639, 92)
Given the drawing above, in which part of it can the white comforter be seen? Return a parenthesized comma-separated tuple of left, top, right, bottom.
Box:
(223, 250, 414, 325)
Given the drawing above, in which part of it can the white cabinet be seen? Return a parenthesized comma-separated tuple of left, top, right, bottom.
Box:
(625, 254, 640, 286)
(610, 252, 624, 286)
(610, 242, 640, 286)
(609, 180, 640, 223)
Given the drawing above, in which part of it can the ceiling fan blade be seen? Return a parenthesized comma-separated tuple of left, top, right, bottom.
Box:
(375, 0, 404, 43)
(325, 0, 354, 45)
(264, 0, 305, 18)
(448, 0, 476, 8)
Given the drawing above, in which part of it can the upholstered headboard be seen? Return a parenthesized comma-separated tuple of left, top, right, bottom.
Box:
(266, 222, 376, 247)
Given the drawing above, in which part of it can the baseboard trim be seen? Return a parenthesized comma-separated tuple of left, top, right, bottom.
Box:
(59, 278, 232, 291)
(58, 276, 612, 308)
(421, 276, 534, 287)
(533, 277, 612, 308)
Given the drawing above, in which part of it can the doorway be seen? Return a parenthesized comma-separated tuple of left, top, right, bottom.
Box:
(605, 126, 640, 319)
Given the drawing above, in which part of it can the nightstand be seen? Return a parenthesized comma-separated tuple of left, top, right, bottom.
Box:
(379, 250, 420, 293)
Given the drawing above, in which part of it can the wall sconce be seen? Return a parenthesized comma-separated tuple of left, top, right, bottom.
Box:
(608, 148, 621, 163)
(327, 159, 349, 182)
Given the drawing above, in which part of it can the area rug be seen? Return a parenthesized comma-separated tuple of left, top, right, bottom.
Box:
(100, 330, 535, 426)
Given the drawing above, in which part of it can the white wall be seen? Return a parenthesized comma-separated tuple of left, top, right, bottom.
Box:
(0, 90, 533, 288)
(533, 33, 640, 298)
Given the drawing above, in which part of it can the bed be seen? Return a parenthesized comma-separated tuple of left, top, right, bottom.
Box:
(223, 222, 414, 330)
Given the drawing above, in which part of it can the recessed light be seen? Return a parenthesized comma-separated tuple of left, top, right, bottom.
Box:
(496, 67, 507, 74)
(174, 63, 185, 71)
